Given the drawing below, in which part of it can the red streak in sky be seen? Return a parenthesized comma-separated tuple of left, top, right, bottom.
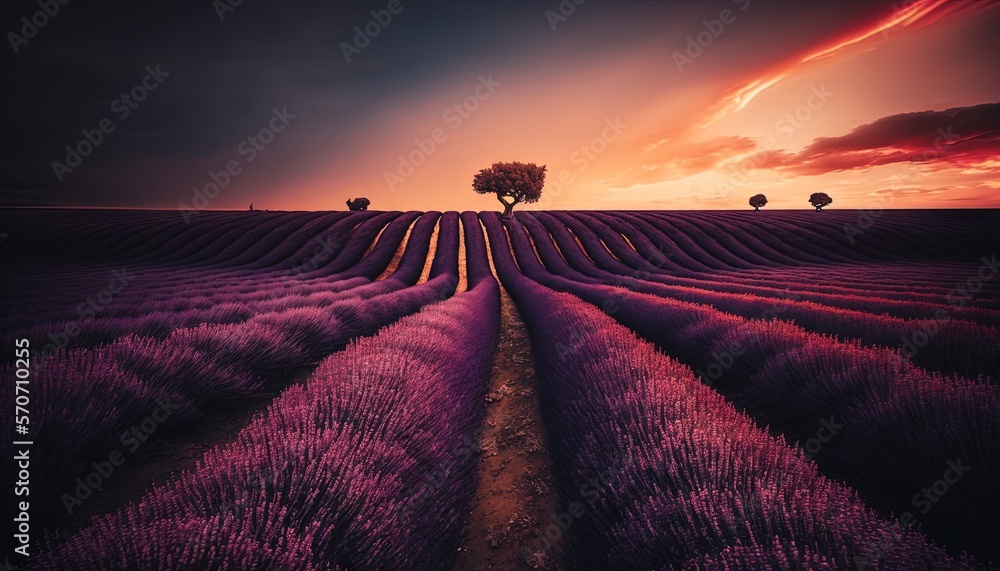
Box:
(701, 0, 998, 127)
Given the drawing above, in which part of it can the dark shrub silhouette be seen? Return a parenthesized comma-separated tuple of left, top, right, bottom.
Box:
(347, 197, 371, 211)
(749, 194, 767, 212)
(809, 192, 832, 211)
(473, 161, 545, 220)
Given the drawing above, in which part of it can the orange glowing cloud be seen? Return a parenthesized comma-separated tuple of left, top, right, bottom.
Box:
(768, 102, 1000, 176)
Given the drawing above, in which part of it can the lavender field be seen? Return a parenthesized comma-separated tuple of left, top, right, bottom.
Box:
(2, 208, 998, 570)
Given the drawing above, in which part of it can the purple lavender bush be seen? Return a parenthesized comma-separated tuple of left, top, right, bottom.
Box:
(482, 212, 974, 569)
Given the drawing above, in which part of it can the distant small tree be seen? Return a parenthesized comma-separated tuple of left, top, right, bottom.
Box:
(346, 197, 370, 211)
(809, 192, 832, 211)
(473, 161, 546, 220)
(749, 194, 767, 212)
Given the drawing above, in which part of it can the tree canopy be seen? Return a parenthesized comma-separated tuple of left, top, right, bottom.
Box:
(347, 197, 371, 211)
(473, 161, 546, 220)
(809, 192, 833, 211)
(749, 194, 768, 211)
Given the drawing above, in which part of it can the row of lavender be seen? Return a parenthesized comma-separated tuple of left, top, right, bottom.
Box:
(579, 212, 1000, 322)
(609, 211, 1000, 316)
(631, 210, 1000, 291)
(488, 213, 1000, 563)
(0, 211, 405, 334)
(26, 215, 500, 569)
(6, 209, 994, 343)
(2, 212, 438, 357)
(589, 211, 1000, 312)
(484, 212, 973, 569)
(523, 212, 1000, 380)
(1, 211, 352, 315)
(10, 209, 992, 316)
(10, 209, 994, 309)
(1, 213, 462, 545)
(7, 211, 346, 275)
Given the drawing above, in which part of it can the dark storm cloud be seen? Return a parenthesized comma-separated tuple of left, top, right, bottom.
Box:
(772, 102, 1000, 175)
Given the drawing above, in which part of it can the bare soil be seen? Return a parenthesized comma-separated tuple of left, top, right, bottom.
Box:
(453, 290, 563, 570)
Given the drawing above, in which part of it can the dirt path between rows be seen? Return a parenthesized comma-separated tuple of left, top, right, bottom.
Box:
(454, 288, 563, 570)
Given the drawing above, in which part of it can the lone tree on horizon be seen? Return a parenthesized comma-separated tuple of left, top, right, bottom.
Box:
(809, 192, 833, 211)
(346, 197, 370, 211)
(749, 194, 768, 212)
(473, 161, 546, 220)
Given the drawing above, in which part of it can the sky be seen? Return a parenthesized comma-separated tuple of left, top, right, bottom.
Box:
(1, 0, 998, 211)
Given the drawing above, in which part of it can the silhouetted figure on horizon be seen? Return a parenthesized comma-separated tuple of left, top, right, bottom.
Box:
(249, 203, 254, 212)
(347, 197, 370, 211)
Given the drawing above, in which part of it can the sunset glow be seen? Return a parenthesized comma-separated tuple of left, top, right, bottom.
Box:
(5, 3, 1000, 566)
(4, 0, 998, 211)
